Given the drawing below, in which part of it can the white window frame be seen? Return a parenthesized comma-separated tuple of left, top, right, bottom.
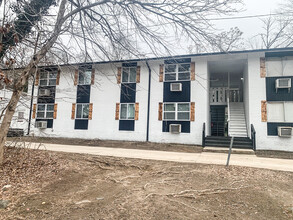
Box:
(120, 103, 135, 120)
(39, 70, 57, 86)
(267, 102, 293, 122)
(122, 67, 137, 83)
(78, 69, 92, 85)
(17, 111, 24, 122)
(76, 103, 90, 119)
(266, 56, 293, 77)
(36, 104, 54, 119)
(163, 102, 190, 121)
(164, 63, 191, 82)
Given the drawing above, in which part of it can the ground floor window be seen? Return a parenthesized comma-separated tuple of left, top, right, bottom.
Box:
(37, 104, 54, 119)
(17, 111, 24, 122)
(163, 103, 190, 121)
(76, 103, 89, 119)
(120, 103, 135, 120)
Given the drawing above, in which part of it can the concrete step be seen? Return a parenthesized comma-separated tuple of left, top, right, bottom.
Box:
(230, 127, 246, 131)
(229, 123, 247, 126)
(229, 130, 248, 134)
(203, 147, 255, 154)
(229, 119, 246, 121)
(205, 139, 252, 146)
(229, 130, 247, 134)
(229, 134, 248, 138)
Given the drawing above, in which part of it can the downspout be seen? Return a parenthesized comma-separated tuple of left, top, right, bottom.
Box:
(27, 74, 35, 135)
(27, 33, 39, 135)
(146, 61, 152, 142)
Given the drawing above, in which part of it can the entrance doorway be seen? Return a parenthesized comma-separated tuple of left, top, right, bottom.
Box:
(210, 106, 228, 136)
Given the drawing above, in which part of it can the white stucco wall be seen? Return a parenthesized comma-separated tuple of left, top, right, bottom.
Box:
(247, 53, 293, 152)
(27, 49, 293, 151)
(243, 62, 250, 138)
(31, 62, 150, 141)
(30, 58, 210, 145)
(0, 88, 30, 132)
(147, 58, 209, 145)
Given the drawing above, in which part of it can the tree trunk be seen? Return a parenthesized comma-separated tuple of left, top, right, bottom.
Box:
(0, 90, 22, 164)
(0, 0, 68, 165)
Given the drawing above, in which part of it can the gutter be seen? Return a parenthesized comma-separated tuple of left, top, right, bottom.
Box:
(146, 61, 152, 142)
(5, 47, 293, 71)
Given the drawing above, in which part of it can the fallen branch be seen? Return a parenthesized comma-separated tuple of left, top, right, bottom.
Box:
(145, 186, 249, 200)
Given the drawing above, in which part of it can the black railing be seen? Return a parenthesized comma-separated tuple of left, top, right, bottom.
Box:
(202, 123, 206, 147)
(251, 124, 256, 151)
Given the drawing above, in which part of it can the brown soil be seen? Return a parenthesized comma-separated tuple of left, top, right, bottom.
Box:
(1, 147, 293, 220)
(256, 150, 293, 160)
(7, 136, 203, 153)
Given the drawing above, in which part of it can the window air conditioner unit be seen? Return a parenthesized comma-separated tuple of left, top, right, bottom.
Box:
(170, 83, 182, 92)
(35, 121, 47, 129)
(278, 127, 292, 137)
(169, 124, 181, 134)
(39, 89, 50, 96)
(275, 78, 291, 93)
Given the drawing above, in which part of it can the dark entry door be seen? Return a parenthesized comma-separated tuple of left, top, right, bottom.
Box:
(210, 106, 226, 136)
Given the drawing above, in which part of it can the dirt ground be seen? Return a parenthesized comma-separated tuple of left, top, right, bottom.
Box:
(1, 146, 293, 220)
(7, 136, 203, 153)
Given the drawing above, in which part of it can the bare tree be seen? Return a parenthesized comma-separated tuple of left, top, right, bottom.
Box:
(259, 16, 292, 49)
(0, 0, 243, 164)
(246, 0, 293, 50)
(210, 27, 243, 52)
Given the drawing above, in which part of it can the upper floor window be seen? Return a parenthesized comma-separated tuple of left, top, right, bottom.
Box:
(122, 67, 137, 83)
(76, 103, 89, 119)
(40, 70, 57, 86)
(37, 104, 54, 119)
(267, 102, 293, 122)
(78, 70, 92, 85)
(163, 103, 190, 121)
(120, 103, 135, 120)
(165, 63, 190, 82)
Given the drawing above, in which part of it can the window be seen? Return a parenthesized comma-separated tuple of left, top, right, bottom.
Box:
(78, 70, 91, 85)
(18, 111, 24, 122)
(266, 57, 293, 77)
(37, 104, 54, 119)
(267, 102, 293, 122)
(122, 67, 137, 83)
(120, 103, 135, 120)
(165, 63, 190, 81)
(163, 103, 190, 120)
(40, 70, 57, 86)
(76, 103, 89, 119)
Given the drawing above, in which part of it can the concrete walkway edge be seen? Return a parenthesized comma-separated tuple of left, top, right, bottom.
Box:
(5, 141, 293, 173)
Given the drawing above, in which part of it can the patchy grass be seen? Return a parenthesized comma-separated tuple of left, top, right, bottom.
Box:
(1, 146, 293, 220)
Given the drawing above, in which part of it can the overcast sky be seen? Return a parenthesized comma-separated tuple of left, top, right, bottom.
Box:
(214, 0, 283, 39)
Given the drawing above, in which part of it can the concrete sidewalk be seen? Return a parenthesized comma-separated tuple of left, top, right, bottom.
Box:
(6, 141, 293, 172)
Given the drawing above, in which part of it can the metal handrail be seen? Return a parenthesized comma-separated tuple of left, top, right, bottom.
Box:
(227, 97, 230, 136)
(202, 123, 206, 147)
(251, 124, 256, 151)
(227, 97, 230, 122)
